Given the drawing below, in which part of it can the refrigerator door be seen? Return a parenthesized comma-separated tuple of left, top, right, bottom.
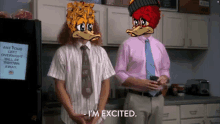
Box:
(28, 89, 42, 123)
(0, 18, 42, 123)
(0, 18, 42, 89)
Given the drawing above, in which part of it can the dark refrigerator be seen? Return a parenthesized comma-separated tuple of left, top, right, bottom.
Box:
(0, 18, 42, 124)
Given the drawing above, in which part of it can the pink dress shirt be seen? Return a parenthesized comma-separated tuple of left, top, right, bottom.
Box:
(115, 35, 170, 89)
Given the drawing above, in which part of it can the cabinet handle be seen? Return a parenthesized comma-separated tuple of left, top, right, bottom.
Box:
(183, 38, 185, 46)
(189, 39, 192, 46)
(189, 111, 197, 115)
(216, 110, 220, 113)
(163, 113, 169, 118)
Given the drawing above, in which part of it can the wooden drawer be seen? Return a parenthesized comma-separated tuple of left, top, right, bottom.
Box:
(180, 104, 205, 119)
(181, 119, 205, 124)
(163, 106, 178, 120)
(206, 118, 220, 124)
(163, 120, 178, 124)
(207, 104, 220, 117)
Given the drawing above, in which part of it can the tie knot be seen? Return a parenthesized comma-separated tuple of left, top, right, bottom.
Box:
(80, 45, 87, 50)
(145, 39, 149, 42)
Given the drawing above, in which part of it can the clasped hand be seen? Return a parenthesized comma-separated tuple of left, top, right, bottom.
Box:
(70, 113, 100, 124)
(145, 75, 169, 90)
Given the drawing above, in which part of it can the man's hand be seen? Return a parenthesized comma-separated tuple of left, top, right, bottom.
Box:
(91, 116, 100, 124)
(85, 116, 100, 124)
(84, 110, 101, 124)
(70, 113, 87, 124)
(157, 75, 169, 86)
(142, 79, 160, 90)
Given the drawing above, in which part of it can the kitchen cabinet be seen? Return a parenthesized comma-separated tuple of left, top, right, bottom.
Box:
(162, 12, 186, 47)
(207, 104, 220, 117)
(180, 104, 205, 119)
(162, 11, 209, 49)
(30, 1, 209, 48)
(163, 106, 179, 120)
(187, 14, 209, 48)
(163, 120, 179, 124)
(181, 118, 205, 124)
(42, 98, 220, 124)
(93, 4, 107, 46)
(107, 6, 132, 45)
(206, 118, 220, 124)
(30, 0, 67, 43)
(161, 104, 220, 124)
(152, 12, 163, 43)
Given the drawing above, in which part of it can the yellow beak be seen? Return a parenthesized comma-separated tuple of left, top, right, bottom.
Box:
(72, 30, 101, 41)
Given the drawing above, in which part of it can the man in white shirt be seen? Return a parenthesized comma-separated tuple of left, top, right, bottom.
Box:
(48, 2, 115, 124)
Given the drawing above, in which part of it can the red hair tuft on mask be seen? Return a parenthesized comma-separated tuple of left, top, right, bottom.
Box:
(132, 6, 161, 29)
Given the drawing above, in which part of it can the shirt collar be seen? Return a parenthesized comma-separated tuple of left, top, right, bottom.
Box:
(137, 35, 153, 43)
(77, 41, 91, 50)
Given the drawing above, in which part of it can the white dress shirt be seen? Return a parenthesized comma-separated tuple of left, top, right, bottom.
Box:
(48, 41, 115, 124)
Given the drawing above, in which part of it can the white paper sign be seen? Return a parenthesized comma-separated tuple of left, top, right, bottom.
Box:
(0, 41, 28, 80)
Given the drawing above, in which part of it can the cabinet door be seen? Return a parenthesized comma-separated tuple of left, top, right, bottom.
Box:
(107, 6, 132, 45)
(207, 104, 220, 117)
(187, 15, 209, 48)
(163, 106, 178, 120)
(93, 4, 107, 46)
(162, 12, 186, 47)
(37, 0, 66, 42)
(206, 118, 220, 124)
(181, 119, 205, 124)
(152, 12, 163, 43)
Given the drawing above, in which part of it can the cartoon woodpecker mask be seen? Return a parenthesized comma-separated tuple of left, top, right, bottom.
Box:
(126, 0, 161, 37)
(66, 1, 101, 41)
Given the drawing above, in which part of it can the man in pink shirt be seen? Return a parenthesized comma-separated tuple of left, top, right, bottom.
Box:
(115, 0, 170, 124)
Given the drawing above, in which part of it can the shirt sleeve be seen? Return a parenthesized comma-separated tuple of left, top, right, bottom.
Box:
(47, 48, 66, 81)
(115, 42, 130, 84)
(160, 45, 170, 79)
(101, 48, 116, 81)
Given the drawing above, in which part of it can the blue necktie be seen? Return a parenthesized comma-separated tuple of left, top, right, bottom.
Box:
(145, 39, 158, 96)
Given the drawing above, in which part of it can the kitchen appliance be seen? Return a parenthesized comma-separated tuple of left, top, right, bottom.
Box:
(178, 0, 210, 15)
(0, 18, 42, 123)
(185, 79, 209, 96)
(160, 0, 177, 9)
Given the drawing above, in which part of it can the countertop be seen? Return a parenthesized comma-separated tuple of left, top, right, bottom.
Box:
(106, 95, 220, 110)
(164, 95, 220, 105)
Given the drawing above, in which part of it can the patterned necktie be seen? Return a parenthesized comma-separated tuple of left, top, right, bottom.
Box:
(145, 39, 158, 96)
(81, 45, 93, 98)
